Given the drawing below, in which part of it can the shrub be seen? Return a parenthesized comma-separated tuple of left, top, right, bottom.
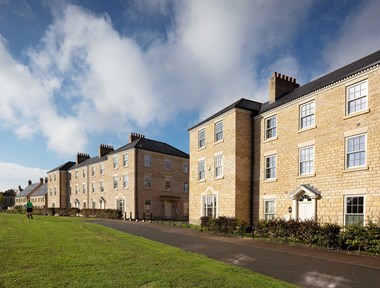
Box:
(200, 216, 246, 234)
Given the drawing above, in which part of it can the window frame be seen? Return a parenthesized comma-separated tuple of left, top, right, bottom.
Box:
(346, 80, 368, 115)
(113, 176, 118, 190)
(214, 154, 223, 178)
(214, 120, 223, 142)
(344, 195, 365, 226)
(264, 154, 276, 180)
(202, 195, 217, 218)
(184, 182, 189, 193)
(198, 160, 205, 181)
(345, 134, 366, 169)
(144, 154, 152, 167)
(164, 159, 172, 171)
(123, 174, 129, 188)
(299, 146, 314, 176)
(100, 163, 105, 175)
(299, 100, 315, 129)
(123, 153, 129, 167)
(113, 155, 119, 169)
(265, 115, 277, 140)
(144, 175, 152, 189)
(264, 199, 276, 220)
(198, 129, 206, 149)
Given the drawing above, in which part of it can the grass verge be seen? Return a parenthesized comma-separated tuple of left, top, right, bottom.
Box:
(0, 213, 295, 288)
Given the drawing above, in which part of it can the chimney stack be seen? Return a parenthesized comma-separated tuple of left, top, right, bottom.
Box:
(76, 153, 90, 164)
(40, 177, 43, 184)
(98, 144, 114, 157)
(28, 180, 32, 186)
(129, 132, 145, 143)
(269, 72, 299, 103)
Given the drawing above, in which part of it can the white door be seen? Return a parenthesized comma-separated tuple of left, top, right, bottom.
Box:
(298, 195, 313, 221)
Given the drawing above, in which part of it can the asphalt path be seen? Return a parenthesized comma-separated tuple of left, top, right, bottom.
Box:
(89, 219, 380, 288)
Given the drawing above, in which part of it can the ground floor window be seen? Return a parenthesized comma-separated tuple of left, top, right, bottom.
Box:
(116, 198, 125, 212)
(203, 195, 217, 218)
(345, 196, 364, 226)
(264, 200, 275, 220)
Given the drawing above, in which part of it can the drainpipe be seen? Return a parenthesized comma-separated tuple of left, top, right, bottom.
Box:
(249, 112, 255, 227)
(134, 148, 139, 220)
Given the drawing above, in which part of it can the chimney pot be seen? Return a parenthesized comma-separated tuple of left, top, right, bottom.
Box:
(269, 72, 299, 103)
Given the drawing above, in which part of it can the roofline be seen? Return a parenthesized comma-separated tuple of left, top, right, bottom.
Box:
(188, 98, 261, 131)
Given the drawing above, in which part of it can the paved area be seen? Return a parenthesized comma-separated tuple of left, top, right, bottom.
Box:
(90, 219, 380, 288)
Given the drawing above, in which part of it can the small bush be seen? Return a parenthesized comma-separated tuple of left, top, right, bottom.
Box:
(200, 216, 246, 234)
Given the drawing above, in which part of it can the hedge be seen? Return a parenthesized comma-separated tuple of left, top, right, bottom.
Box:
(254, 218, 380, 254)
(200, 216, 246, 235)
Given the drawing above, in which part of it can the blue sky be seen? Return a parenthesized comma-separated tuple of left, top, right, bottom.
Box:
(1, 0, 380, 191)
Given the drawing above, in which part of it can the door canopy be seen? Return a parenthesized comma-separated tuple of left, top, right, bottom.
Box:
(289, 184, 321, 200)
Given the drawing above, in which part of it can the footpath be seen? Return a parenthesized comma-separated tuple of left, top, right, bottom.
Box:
(90, 219, 380, 288)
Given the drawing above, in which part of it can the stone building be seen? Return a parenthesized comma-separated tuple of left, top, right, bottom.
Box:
(15, 178, 46, 208)
(47, 161, 75, 208)
(48, 133, 189, 220)
(189, 50, 380, 227)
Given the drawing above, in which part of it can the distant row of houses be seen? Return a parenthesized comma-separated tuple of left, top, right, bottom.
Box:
(9, 50, 380, 227)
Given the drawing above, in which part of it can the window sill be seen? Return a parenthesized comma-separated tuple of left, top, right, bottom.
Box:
(198, 146, 206, 151)
(296, 173, 316, 179)
(214, 139, 224, 145)
(198, 179, 206, 183)
(123, 187, 129, 190)
(343, 166, 369, 173)
(264, 136, 278, 143)
(264, 178, 277, 183)
(214, 176, 224, 181)
(297, 125, 317, 134)
(344, 109, 370, 120)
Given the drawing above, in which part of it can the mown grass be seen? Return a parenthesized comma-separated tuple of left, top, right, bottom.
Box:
(0, 213, 296, 288)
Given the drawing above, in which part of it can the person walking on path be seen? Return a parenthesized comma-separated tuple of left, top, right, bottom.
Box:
(26, 198, 33, 219)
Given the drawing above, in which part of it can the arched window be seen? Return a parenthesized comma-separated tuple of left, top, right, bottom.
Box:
(299, 194, 312, 202)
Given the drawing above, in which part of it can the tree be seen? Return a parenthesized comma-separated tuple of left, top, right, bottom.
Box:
(0, 193, 4, 209)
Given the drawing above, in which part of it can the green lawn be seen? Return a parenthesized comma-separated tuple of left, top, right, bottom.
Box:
(0, 213, 296, 288)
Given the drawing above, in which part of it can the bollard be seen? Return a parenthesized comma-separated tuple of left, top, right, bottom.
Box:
(240, 224, 244, 238)
(143, 213, 145, 222)
(129, 212, 132, 221)
(124, 212, 127, 221)
(150, 213, 153, 223)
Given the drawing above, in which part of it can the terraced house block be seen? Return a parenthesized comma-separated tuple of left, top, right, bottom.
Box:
(47, 133, 189, 220)
(189, 50, 380, 227)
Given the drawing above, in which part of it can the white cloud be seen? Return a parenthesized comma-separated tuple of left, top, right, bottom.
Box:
(0, 162, 47, 192)
(322, 0, 380, 71)
(0, 1, 314, 158)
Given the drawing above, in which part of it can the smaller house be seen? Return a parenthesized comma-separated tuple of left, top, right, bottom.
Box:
(15, 178, 45, 207)
(30, 178, 48, 208)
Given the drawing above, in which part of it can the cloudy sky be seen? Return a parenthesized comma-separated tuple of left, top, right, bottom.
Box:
(1, 0, 380, 191)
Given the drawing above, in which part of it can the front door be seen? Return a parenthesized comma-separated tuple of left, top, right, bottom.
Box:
(298, 194, 313, 221)
(164, 201, 171, 219)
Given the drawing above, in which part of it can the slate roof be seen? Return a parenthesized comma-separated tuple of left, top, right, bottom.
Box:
(69, 155, 107, 170)
(260, 50, 380, 113)
(47, 161, 76, 173)
(69, 138, 188, 170)
(31, 183, 47, 197)
(188, 98, 262, 131)
(16, 183, 40, 198)
(112, 137, 189, 159)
